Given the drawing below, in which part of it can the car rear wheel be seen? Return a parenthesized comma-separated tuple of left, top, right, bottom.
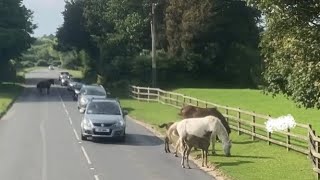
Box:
(81, 131, 87, 141)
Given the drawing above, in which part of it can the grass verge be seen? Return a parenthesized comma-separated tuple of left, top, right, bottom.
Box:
(173, 88, 320, 132)
(120, 99, 314, 180)
(0, 83, 23, 119)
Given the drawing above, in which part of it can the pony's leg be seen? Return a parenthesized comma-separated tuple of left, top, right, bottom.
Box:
(174, 138, 180, 157)
(205, 149, 209, 168)
(186, 147, 192, 169)
(47, 88, 50, 94)
(181, 145, 187, 168)
(201, 150, 204, 167)
(211, 134, 217, 155)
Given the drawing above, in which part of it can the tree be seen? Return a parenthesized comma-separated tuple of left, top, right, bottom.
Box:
(165, 0, 262, 84)
(0, 0, 36, 82)
(250, 0, 320, 108)
(56, 0, 96, 54)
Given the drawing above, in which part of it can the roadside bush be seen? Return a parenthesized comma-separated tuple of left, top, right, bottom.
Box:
(36, 59, 49, 66)
(21, 61, 35, 68)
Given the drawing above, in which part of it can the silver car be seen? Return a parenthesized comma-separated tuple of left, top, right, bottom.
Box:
(80, 98, 127, 141)
(77, 84, 107, 111)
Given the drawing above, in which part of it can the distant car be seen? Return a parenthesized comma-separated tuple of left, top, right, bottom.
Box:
(58, 72, 70, 81)
(77, 84, 108, 111)
(67, 79, 85, 100)
(60, 75, 71, 86)
(80, 98, 127, 141)
(48, 65, 54, 70)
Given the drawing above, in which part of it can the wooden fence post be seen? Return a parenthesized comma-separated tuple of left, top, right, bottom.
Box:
(196, 100, 199, 107)
(157, 90, 160, 102)
(205, 101, 208, 108)
(137, 87, 140, 101)
(317, 138, 320, 180)
(287, 128, 291, 151)
(252, 111, 256, 141)
(169, 93, 172, 104)
(268, 115, 272, 145)
(225, 107, 229, 122)
(183, 95, 186, 106)
(147, 87, 150, 102)
(238, 108, 241, 135)
(176, 95, 179, 106)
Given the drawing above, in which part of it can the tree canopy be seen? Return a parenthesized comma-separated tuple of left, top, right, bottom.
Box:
(0, 0, 36, 82)
(249, 0, 320, 108)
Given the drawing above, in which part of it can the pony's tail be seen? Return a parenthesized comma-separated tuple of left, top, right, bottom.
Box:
(167, 122, 178, 143)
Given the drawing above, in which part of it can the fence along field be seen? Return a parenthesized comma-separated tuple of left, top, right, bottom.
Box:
(129, 85, 320, 179)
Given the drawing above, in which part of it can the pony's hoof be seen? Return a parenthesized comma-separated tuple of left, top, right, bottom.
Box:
(174, 154, 178, 157)
(182, 165, 185, 168)
(188, 166, 191, 169)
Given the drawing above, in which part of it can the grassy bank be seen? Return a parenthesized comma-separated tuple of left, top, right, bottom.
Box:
(0, 83, 23, 118)
(173, 88, 320, 132)
(120, 98, 314, 180)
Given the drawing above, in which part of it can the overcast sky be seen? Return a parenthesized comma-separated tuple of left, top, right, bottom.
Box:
(23, 0, 65, 37)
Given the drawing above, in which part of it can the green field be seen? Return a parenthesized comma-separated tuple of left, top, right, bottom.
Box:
(120, 87, 317, 180)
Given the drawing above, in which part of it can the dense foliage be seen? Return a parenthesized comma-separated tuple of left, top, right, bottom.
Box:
(57, 0, 262, 87)
(249, 1, 320, 108)
(0, 0, 36, 82)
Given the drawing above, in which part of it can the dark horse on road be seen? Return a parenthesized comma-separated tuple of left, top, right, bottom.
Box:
(36, 79, 55, 94)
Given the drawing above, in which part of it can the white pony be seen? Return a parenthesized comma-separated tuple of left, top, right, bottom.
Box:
(168, 115, 232, 168)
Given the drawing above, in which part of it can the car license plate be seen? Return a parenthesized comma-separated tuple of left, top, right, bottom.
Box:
(96, 128, 110, 132)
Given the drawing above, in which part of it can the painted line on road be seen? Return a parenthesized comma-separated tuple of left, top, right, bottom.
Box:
(73, 128, 80, 140)
(81, 146, 92, 165)
(68, 117, 73, 125)
(65, 109, 69, 116)
(94, 175, 100, 180)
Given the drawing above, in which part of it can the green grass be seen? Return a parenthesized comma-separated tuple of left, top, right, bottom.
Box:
(0, 83, 23, 118)
(120, 98, 315, 180)
(173, 88, 320, 132)
(67, 69, 83, 79)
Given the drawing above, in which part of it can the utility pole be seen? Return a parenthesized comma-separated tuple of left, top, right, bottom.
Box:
(151, 3, 157, 87)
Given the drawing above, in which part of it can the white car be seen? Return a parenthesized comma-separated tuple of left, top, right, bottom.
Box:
(48, 65, 54, 70)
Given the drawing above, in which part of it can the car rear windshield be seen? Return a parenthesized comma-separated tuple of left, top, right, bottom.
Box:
(83, 88, 106, 96)
(86, 101, 121, 115)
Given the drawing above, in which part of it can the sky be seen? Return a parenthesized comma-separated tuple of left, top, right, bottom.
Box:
(23, 0, 65, 37)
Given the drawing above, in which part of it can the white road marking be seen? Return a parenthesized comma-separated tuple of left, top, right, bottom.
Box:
(65, 110, 69, 116)
(94, 175, 100, 180)
(90, 167, 95, 170)
(69, 117, 73, 125)
(73, 129, 80, 141)
(81, 146, 92, 165)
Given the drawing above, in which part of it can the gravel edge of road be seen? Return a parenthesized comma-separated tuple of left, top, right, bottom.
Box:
(128, 116, 230, 180)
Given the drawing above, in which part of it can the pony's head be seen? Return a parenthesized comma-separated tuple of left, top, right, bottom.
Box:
(222, 139, 232, 157)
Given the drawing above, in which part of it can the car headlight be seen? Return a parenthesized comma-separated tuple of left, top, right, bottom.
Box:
(115, 120, 125, 127)
(83, 118, 93, 129)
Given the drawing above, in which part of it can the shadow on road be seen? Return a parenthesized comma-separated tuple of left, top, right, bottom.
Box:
(91, 133, 164, 146)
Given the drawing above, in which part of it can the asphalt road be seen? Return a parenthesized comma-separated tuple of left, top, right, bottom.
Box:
(0, 68, 215, 180)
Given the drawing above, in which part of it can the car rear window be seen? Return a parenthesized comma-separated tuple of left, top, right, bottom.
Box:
(87, 101, 121, 115)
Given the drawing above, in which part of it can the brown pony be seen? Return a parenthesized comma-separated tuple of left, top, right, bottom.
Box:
(178, 105, 231, 135)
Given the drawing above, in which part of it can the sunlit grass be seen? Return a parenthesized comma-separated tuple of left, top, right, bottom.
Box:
(0, 83, 23, 118)
(120, 99, 315, 180)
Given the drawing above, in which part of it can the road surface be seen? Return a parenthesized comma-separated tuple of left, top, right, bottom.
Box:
(0, 68, 215, 180)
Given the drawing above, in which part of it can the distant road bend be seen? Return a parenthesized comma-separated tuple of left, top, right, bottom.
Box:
(0, 68, 215, 180)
